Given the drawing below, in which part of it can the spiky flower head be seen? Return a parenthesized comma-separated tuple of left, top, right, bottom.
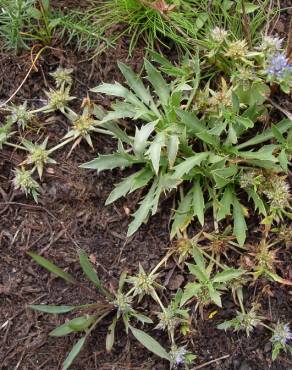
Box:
(12, 168, 39, 202)
(113, 292, 133, 314)
(127, 264, 161, 299)
(240, 170, 264, 190)
(225, 40, 248, 60)
(169, 345, 187, 366)
(7, 101, 34, 129)
(263, 176, 290, 211)
(156, 307, 181, 333)
(44, 85, 74, 113)
(266, 53, 292, 79)
(23, 137, 56, 178)
(218, 304, 263, 337)
(271, 322, 292, 345)
(259, 35, 283, 53)
(50, 67, 73, 88)
(210, 27, 228, 43)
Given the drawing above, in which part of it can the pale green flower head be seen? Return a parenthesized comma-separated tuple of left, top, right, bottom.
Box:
(50, 67, 73, 88)
(44, 85, 75, 113)
(8, 101, 34, 129)
(13, 168, 39, 202)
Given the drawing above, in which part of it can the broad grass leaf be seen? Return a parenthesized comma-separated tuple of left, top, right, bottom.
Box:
(62, 337, 86, 370)
(29, 305, 76, 314)
(213, 268, 244, 283)
(144, 59, 170, 107)
(130, 326, 170, 360)
(192, 180, 204, 226)
(79, 250, 101, 288)
(27, 252, 75, 283)
(232, 197, 247, 247)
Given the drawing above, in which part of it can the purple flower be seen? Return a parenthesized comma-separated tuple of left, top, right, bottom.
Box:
(271, 323, 292, 345)
(170, 345, 187, 365)
(266, 53, 292, 78)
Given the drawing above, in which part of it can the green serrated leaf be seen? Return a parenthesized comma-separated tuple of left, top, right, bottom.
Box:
(172, 153, 208, 179)
(217, 186, 233, 221)
(213, 268, 244, 283)
(81, 154, 136, 172)
(186, 263, 208, 282)
(144, 59, 170, 107)
(27, 252, 75, 283)
(127, 180, 158, 236)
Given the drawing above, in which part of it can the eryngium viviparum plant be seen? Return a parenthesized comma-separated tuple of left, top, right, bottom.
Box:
(81, 57, 292, 246)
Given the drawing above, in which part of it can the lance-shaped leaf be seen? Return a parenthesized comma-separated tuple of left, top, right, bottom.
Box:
(167, 134, 179, 168)
(213, 268, 245, 283)
(27, 251, 75, 283)
(80, 153, 136, 172)
(133, 122, 155, 155)
(127, 179, 158, 236)
(232, 196, 247, 247)
(130, 326, 170, 361)
(62, 337, 86, 370)
(192, 180, 204, 226)
(29, 305, 77, 314)
(146, 131, 165, 174)
(144, 59, 170, 107)
(217, 186, 233, 221)
(118, 62, 157, 113)
(68, 315, 96, 332)
(171, 153, 208, 179)
(236, 118, 292, 149)
(171, 189, 193, 238)
(106, 317, 117, 352)
(91, 82, 142, 106)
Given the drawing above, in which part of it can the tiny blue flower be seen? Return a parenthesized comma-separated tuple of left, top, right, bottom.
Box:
(271, 322, 292, 345)
(170, 345, 187, 365)
(266, 53, 292, 78)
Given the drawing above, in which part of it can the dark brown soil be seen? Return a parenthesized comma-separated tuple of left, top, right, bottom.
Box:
(1, 3, 292, 370)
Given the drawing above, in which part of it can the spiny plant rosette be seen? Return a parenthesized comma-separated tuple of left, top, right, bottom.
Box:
(82, 53, 292, 246)
(27, 250, 197, 370)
